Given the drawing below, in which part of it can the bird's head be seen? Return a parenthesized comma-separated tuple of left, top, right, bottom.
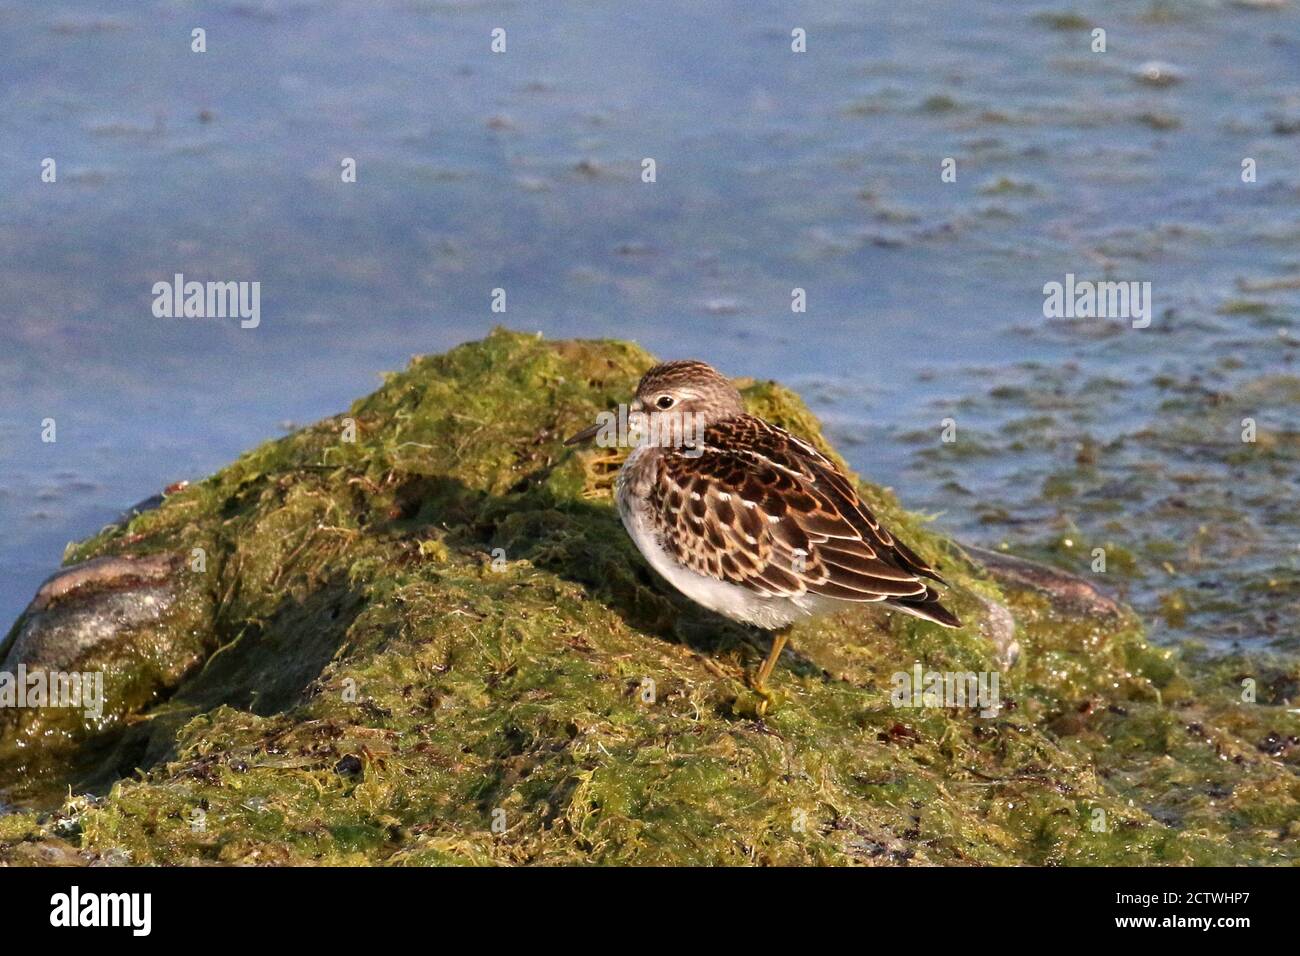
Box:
(565, 360, 743, 448)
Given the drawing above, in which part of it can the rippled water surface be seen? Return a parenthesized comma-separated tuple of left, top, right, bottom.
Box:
(2, 0, 1298, 656)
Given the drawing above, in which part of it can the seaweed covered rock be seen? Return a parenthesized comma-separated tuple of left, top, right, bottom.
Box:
(0, 329, 1296, 865)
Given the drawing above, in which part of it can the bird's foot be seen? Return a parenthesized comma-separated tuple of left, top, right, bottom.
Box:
(743, 672, 780, 717)
(742, 628, 790, 717)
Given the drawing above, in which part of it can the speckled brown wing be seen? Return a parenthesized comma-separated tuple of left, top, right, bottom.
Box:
(647, 415, 959, 626)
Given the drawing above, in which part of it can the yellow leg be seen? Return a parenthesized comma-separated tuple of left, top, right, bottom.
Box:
(749, 629, 790, 716)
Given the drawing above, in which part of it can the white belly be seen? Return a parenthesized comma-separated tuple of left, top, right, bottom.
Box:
(616, 467, 829, 629)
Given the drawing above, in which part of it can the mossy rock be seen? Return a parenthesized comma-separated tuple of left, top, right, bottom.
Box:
(1, 329, 1296, 865)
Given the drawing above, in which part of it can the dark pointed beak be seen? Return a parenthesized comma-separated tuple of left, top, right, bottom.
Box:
(564, 421, 602, 447)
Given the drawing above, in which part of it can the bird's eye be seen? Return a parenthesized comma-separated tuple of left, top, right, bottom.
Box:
(655, 395, 675, 410)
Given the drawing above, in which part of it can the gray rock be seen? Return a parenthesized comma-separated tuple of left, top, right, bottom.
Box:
(966, 545, 1122, 618)
(1, 554, 180, 671)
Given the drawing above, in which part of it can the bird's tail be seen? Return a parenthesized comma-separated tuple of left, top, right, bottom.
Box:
(887, 585, 961, 628)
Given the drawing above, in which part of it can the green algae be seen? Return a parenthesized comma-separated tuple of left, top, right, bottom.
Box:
(1032, 12, 1093, 30)
(1, 329, 1296, 865)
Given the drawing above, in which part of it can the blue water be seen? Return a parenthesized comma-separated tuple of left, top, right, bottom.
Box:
(2, 0, 1298, 652)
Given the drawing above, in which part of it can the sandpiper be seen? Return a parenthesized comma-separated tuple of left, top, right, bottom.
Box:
(567, 360, 959, 713)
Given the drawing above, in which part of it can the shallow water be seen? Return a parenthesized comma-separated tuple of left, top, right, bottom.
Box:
(2, 0, 1297, 658)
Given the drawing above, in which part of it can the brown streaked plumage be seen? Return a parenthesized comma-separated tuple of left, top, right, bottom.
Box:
(643, 412, 960, 627)
(567, 359, 960, 710)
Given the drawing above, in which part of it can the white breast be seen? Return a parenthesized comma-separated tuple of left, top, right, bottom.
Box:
(615, 451, 826, 629)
